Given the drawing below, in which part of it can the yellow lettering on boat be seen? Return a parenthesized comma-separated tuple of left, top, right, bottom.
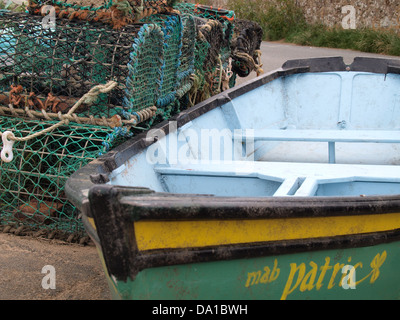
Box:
(280, 263, 306, 300)
(315, 257, 332, 290)
(245, 259, 280, 287)
(244, 251, 387, 300)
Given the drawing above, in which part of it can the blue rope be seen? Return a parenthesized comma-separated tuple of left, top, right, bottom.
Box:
(101, 126, 134, 153)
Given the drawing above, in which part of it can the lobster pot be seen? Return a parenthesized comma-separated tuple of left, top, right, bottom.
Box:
(0, 6, 250, 240)
(141, 14, 183, 109)
(197, 18, 224, 79)
(0, 116, 112, 236)
(175, 14, 195, 99)
(122, 22, 164, 113)
(174, 3, 234, 64)
(230, 19, 264, 78)
(189, 18, 225, 103)
(0, 11, 165, 122)
(173, 3, 235, 103)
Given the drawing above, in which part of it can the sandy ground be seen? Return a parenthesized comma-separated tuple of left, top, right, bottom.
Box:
(0, 232, 111, 300)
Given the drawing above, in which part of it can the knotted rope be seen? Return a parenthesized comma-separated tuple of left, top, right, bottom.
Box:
(1, 81, 117, 162)
(233, 50, 264, 76)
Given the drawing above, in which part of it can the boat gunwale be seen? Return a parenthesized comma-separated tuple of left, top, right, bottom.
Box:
(114, 187, 400, 220)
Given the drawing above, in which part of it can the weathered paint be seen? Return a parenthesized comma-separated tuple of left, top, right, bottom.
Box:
(111, 242, 400, 300)
(134, 212, 400, 250)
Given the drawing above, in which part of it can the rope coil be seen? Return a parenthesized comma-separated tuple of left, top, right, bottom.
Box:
(232, 50, 264, 76)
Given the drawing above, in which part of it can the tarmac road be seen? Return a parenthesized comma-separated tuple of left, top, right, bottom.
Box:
(2, 42, 400, 300)
(236, 41, 400, 85)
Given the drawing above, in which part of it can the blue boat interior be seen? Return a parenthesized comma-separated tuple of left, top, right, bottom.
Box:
(108, 70, 400, 197)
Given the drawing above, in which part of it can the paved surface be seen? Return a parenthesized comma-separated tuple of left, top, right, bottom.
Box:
(3, 42, 400, 300)
(236, 41, 400, 85)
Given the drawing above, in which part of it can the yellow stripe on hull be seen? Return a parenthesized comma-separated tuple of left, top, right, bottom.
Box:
(134, 212, 400, 251)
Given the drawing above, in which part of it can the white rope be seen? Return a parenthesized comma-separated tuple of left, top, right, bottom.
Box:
(0, 81, 117, 163)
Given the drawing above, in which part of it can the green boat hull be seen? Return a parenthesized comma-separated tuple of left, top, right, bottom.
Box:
(103, 241, 399, 300)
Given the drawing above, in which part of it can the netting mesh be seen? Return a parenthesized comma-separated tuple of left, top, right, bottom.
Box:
(0, 2, 263, 241)
(176, 13, 195, 98)
(141, 14, 182, 108)
(123, 23, 164, 112)
(0, 116, 112, 239)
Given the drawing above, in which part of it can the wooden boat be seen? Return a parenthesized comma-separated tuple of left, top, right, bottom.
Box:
(66, 57, 400, 300)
